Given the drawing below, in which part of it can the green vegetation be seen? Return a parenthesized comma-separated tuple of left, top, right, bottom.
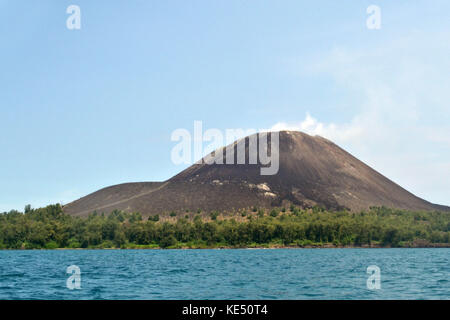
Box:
(0, 204, 449, 249)
(210, 211, 219, 221)
(270, 209, 279, 217)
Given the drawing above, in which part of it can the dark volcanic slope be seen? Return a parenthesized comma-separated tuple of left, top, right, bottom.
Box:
(63, 131, 448, 217)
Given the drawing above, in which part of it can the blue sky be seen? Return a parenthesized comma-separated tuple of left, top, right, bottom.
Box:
(1, 0, 449, 211)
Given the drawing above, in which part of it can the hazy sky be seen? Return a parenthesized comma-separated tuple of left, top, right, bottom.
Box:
(1, 0, 449, 211)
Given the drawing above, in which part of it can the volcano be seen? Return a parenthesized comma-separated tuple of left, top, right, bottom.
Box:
(63, 131, 449, 217)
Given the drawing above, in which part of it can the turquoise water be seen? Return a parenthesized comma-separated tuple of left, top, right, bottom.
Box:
(0, 248, 448, 299)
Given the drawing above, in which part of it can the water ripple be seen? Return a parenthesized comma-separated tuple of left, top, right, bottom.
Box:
(0, 248, 448, 299)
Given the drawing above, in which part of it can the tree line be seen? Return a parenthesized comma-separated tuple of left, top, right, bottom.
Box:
(0, 204, 449, 249)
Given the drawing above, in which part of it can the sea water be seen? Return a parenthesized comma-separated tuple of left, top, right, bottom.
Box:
(0, 248, 448, 300)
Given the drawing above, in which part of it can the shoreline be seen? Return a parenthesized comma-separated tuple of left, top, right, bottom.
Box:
(1, 243, 449, 250)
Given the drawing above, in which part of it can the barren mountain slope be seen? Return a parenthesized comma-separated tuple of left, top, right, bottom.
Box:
(63, 131, 449, 217)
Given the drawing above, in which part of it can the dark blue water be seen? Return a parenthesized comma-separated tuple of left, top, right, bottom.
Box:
(0, 249, 448, 299)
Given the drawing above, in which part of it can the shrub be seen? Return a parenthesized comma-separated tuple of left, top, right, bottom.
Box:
(160, 235, 177, 248)
(44, 241, 59, 249)
(210, 211, 219, 220)
(270, 209, 279, 217)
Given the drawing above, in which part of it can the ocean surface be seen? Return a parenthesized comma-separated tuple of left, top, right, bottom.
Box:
(0, 248, 448, 300)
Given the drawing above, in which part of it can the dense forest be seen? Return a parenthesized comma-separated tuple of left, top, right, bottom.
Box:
(0, 204, 449, 249)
